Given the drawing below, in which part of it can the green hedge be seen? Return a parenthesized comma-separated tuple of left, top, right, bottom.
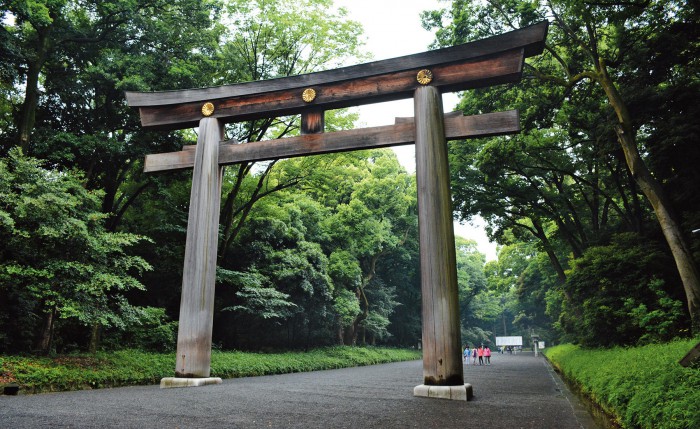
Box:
(544, 339, 700, 429)
(0, 347, 421, 394)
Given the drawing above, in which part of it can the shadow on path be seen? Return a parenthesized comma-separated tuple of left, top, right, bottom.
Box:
(1, 352, 600, 428)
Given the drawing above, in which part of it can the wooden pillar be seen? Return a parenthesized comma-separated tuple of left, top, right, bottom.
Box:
(414, 86, 463, 386)
(301, 109, 324, 134)
(174, 117, 224, 378)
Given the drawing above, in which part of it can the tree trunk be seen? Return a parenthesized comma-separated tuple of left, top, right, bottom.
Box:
(342, 325, 355, 346)
(532, 219, 567, 284)
(502, 312, 507, 336)
(337, 325, 344, 345)
(88, 323, 100, 353)
(598, 61, 700, 333)
(34, 306, 56, 354)
(18, 25, 53, 151)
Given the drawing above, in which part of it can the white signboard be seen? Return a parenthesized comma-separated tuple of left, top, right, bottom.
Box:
(538, 341, 546, 349)
(495, 336, 523, 346)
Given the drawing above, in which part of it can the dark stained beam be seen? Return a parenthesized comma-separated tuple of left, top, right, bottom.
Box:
(143, 110, 519, 173)
(126, 22, 547, 108)
(132, 50, 524, 129)
(125, 22, 548, 130)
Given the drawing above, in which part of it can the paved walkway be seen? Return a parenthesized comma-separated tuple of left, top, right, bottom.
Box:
(1, 352, 599, 428)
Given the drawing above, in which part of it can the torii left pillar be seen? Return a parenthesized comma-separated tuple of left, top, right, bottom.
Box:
(160, 117, 224, 388)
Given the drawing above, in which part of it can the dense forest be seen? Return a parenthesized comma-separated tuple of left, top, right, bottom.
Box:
(1, 0, 698, 356)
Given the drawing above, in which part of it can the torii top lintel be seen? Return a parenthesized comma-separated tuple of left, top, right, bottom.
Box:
(125, 21, 548, 130)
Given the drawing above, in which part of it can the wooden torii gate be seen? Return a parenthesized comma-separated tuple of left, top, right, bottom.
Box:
(126, 21, 548, 399)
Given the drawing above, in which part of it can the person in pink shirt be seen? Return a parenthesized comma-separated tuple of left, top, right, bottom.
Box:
(477, 345, 484, 365)
(484, 345, 492, 365)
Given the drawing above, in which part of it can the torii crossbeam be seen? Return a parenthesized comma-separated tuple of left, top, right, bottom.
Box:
(126, 21, 548, 398)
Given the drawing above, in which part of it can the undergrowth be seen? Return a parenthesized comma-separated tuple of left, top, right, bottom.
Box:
(0, 347, 421, 394)
(544, 339, 700, 429)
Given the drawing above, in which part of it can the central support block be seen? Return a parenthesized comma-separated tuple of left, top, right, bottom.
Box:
(414, 384, 474, 401)
(160, 377, 223, 389)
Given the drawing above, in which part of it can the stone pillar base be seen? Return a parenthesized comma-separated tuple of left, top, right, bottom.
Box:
(160, 377, 222, 389)
(413, 383, 473, 401)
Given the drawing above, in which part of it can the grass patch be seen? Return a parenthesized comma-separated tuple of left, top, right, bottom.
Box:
(544, 339, 700, 429)
(0, 347, 421, 394)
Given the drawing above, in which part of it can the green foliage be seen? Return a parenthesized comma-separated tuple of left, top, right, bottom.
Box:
(426, 0, 700, 342)
(221, 0, 366, 82)
(108, 307, 178, 352)
(453, 236, 500, 345)
(329, 250, 362, 289)
(627, 279, 687, 345)
(1, 350, 176, 393)
(0, 0, 425, 355)
(1, 0, 697, 361)
(559, 233, 686, 347)
(361, 311, 391, 342)
(544, 340, 700, 429)
(220, 212, 336, 346)
(0, 148, 151, 353)
(0, 347, 422, 394)
(214, 150, 417, 348)
(227, 282, 298, 321)
(316, 150, 415, 345)
(333, 288, 361, 329)
(2, 0, 224, 235)
(488, 242, 560, 343)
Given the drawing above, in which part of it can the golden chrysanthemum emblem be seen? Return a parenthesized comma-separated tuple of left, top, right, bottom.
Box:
(201, 102, 215, 117)
(302, 88, 317, 103)
(417, 69, 433, 85)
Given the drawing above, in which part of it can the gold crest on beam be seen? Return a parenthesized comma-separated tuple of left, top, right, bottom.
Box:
(417, 69, 433, 85)
(302, 88, 317, 103)
(201, 102, 215, 117)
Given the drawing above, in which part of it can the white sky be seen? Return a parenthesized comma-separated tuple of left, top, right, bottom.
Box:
(333, 0, 498, 261)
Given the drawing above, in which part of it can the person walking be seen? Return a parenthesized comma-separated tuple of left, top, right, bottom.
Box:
(471, 346, 478, 365)
(477, 345, 484, 365)
(484, 345, 492, 365)
(463, 345, 470, 364)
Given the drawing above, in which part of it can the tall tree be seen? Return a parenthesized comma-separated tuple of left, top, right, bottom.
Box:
(424, 0, 700, 332)
(2, 0, 221, 151)
(319, 150, 416, 345)
(215, 0, 366, 260)
(211, 149, 417, 349)
(1, 0, 225, 233)
(0, 149, 150, 354)
(454, 237, 493, 345)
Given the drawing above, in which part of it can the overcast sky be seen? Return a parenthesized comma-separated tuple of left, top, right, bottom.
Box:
(332, 0, 498, 261)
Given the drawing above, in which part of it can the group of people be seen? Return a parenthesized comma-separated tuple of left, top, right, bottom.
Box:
(463, 344, 491, 365)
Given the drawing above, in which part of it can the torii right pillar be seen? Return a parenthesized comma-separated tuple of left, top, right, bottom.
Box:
(413, 85, 472, 401)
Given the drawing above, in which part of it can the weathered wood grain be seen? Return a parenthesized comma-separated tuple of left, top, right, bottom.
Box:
(174, 118, 223, 378)
(143, 110, 519, 172)
(125, 21, 547, 108)
(414, 86, 463, 386)
(131, 49, 524, 129)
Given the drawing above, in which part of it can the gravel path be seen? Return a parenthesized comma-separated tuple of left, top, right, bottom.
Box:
(0, 352, 600, 428)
